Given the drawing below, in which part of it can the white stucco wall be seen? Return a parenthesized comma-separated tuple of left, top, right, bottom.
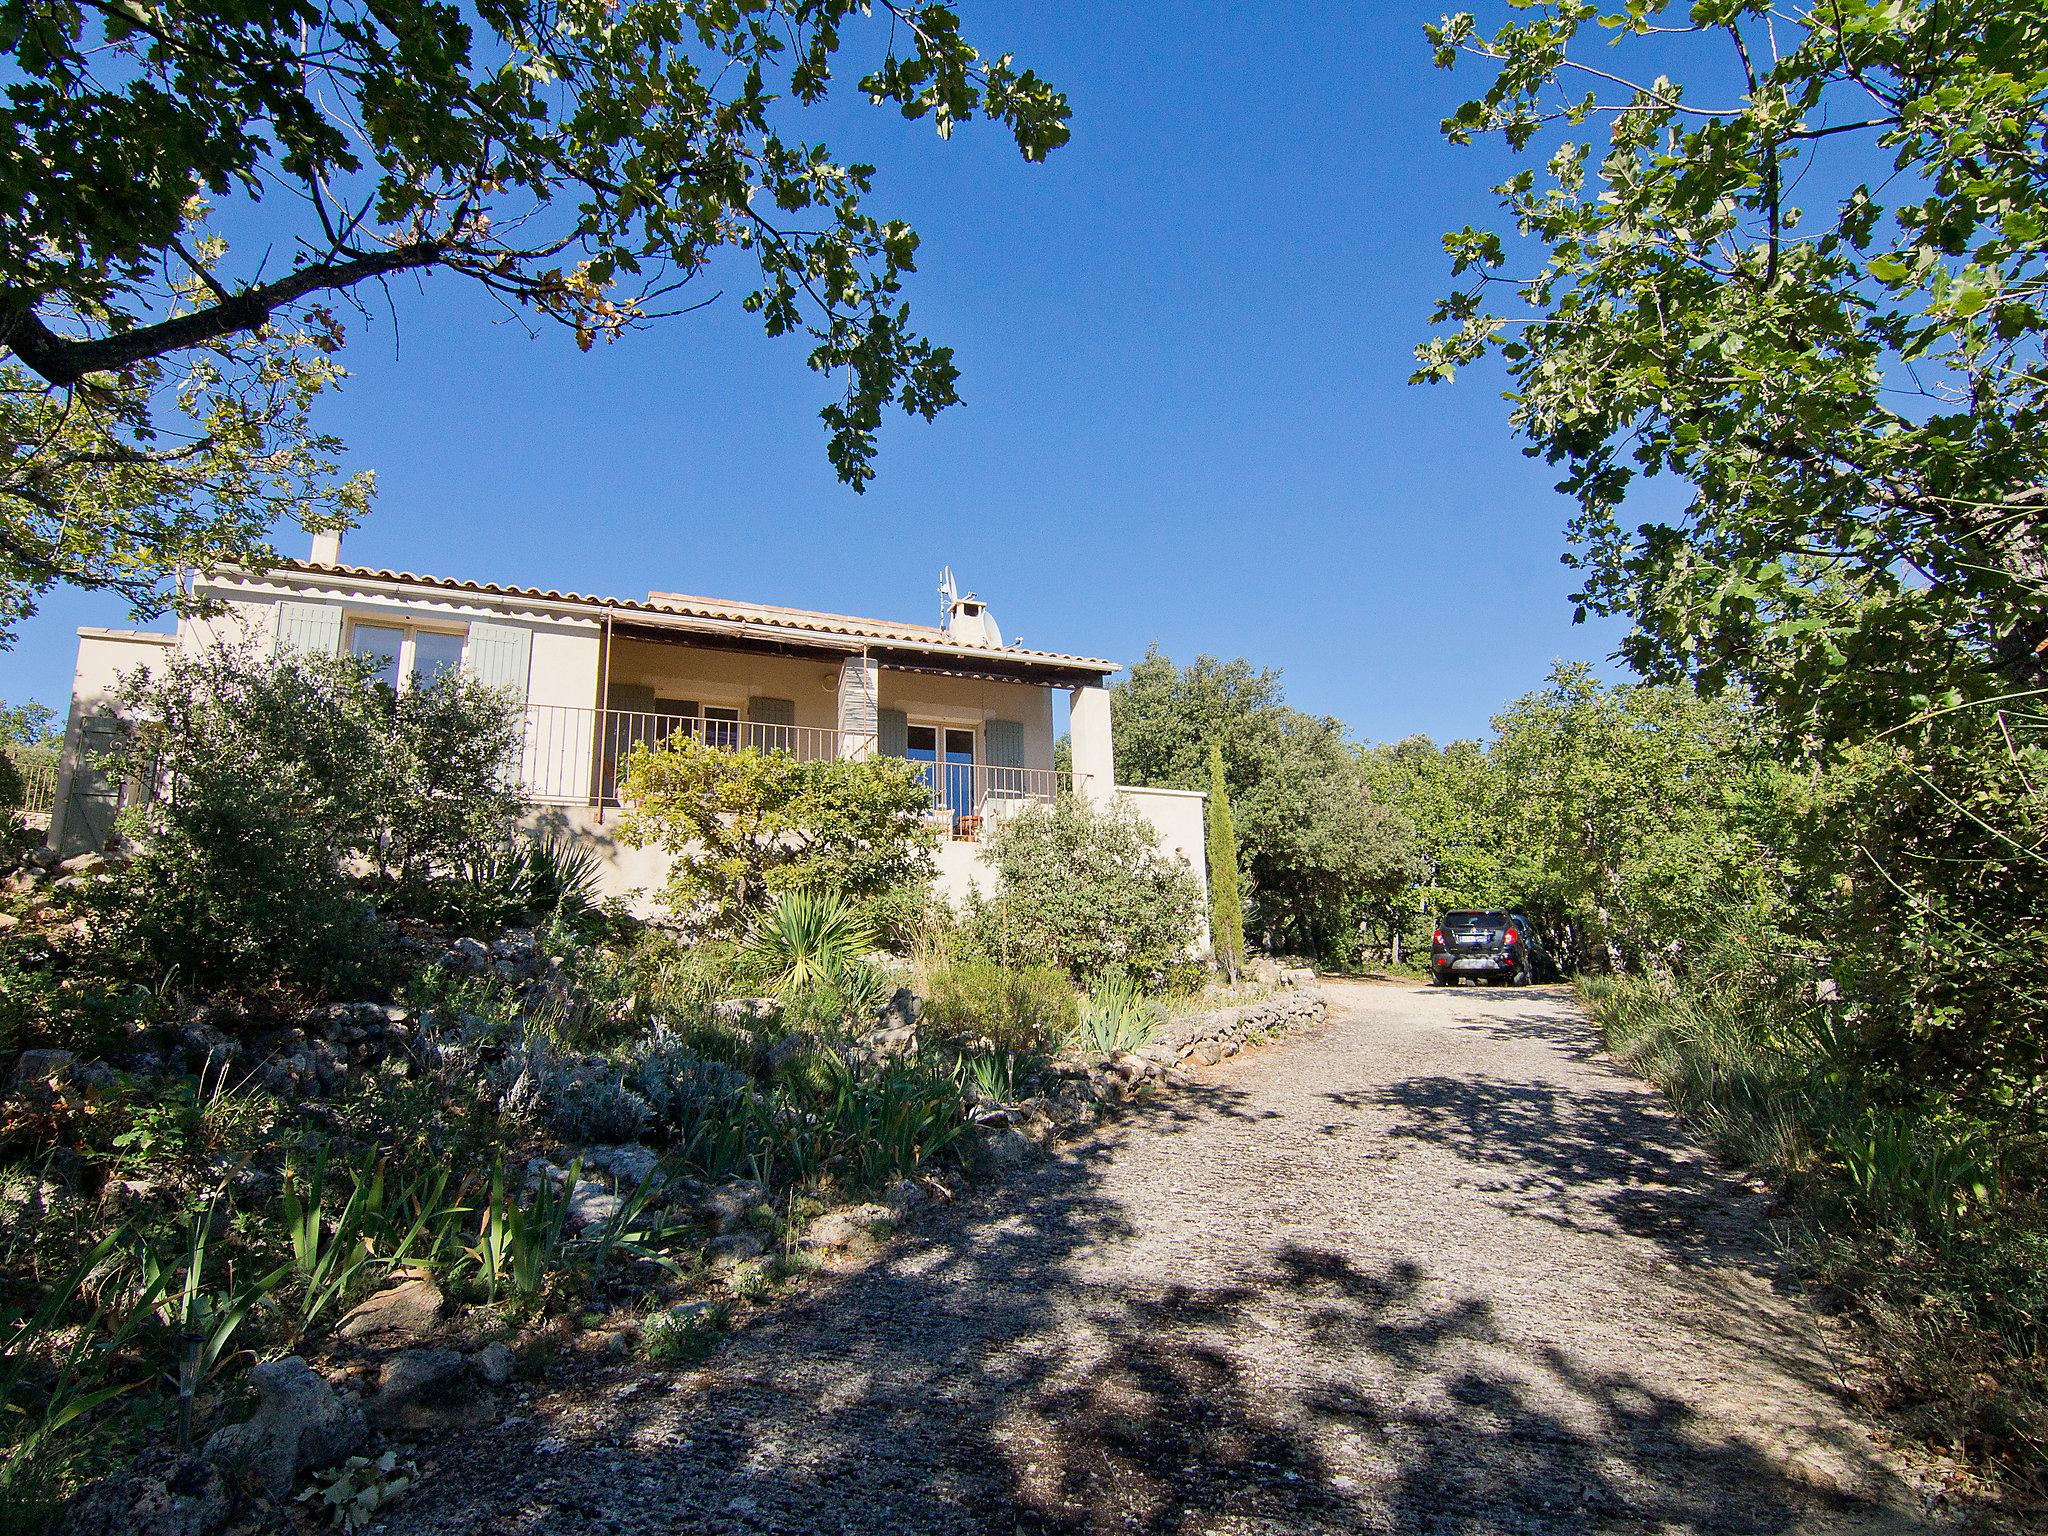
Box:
(518, 804, 674, 917)
(187, 579, 604, 715)
(49, 629, 177, 856)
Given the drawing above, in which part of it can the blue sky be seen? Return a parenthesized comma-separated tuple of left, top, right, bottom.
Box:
(0, 1, 1634, 746)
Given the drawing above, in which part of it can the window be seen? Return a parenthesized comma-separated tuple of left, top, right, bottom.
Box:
(413, 630, 465, 684)
(905, 724, 976, 817)
(348, 621, 467, 690)
(701, 705, 741, 750)
(349, 623, 405, 690)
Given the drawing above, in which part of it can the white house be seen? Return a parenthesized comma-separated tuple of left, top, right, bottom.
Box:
(50, 541, 1208, 917)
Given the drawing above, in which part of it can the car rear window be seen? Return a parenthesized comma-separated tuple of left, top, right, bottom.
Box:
(1441, 911, 1508, 928)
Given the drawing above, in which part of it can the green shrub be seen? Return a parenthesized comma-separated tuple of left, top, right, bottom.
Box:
(1205, 741, 1246, 980)
(369, 675, 524, 897)
(962, 796, 1202, 989)
(642, 1301, 729, 1363)
(743, 891, 875, 997)
(918, 955, 1073, 1057)
(624, 1029, 752, 1143)
(446, 829, 603, 928)
(110, 641, 523, 994)
(617, 738, 936, 935)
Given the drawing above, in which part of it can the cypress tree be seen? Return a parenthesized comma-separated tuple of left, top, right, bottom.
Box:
(1205, 740, 1246, 980)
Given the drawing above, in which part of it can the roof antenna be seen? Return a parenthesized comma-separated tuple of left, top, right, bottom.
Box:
(938, 566, 958, 628)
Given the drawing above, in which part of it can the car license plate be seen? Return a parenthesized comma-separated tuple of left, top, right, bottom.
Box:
(1453, 957, 1491, 972)
(1455, 929, 1484, 944)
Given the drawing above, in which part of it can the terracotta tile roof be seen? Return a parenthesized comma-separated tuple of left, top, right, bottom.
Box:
(239, 560, 1118, 674)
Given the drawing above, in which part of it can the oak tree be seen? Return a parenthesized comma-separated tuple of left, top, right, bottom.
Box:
(1, 1, 1069, 636)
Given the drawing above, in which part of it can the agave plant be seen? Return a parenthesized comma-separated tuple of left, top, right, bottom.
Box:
(743, 890, 878, 998)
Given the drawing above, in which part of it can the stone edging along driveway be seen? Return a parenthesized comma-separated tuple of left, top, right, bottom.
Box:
(383, 979, 1951, 1536)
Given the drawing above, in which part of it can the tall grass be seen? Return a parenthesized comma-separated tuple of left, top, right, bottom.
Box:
(1579, 969, 2048, 1484)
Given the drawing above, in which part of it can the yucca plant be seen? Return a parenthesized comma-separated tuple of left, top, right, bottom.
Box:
(743, 890, 877, 998)
(528, 830, 603, 922)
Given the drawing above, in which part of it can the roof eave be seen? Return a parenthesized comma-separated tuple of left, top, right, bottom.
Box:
(202, 560, 1119, 678)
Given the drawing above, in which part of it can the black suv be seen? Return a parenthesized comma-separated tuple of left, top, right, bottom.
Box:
(1430, 910, 1537, 986)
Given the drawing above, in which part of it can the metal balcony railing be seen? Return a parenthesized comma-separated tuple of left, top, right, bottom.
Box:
(914, 761, 1064, 841)
(517, 705, 1062, 839)
(520, 705, 859, 805)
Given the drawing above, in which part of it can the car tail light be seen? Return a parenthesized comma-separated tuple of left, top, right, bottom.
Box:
(1504, 930, 1517, 946)
(1432, 930, 1443, 946)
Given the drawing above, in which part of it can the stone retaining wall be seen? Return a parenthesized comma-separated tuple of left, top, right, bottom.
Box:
(1154, 983, 1326, 1068)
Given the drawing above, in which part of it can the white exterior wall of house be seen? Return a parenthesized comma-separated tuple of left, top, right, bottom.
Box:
(179, 577, 605, 718)
(48, 629, 177, 856)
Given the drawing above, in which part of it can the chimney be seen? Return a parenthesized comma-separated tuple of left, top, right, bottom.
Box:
(944, 593, 1003, 648)
(310, 528, 344, 567)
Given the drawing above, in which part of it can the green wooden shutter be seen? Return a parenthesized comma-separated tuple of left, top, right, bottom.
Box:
(985, 717, 1025, 797)
(878, 708, 909, 758)
(746, 695, 796, 753)
(273, 600, 342, 655)
(464, 621, 532, 698)
(985, 719, 1024, 767)
(607, 683, 656, 715)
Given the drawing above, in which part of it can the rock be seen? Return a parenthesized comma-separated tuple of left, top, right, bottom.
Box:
(450, 936, 490, 967)
(336, 1275, 443, 1346)
(876, 986, 922, 1031)
(62, 1449, 235, 1536)
(579, 1142, 660, 1186)
(982, 1127, 1034, 1166)
(43, 1146, 83, 1192)
(869, 1023, 919, 1057)
(11, 1046, 74, 1085)
(1187, 1041, 1222, 1067)
(565, 1180, 625, 1233)
(0, 912, 16, 932)
(56, 852, 107, 877)
(376, 1346, 464, 1402)
(471, 1341, 517, 1386)
(712, 997, 780, 1028)
(26, 846, 60, 871)
(368, 1345, 497, 1433)
(881, 1178, 927, 1215)
(698, 1179, 767, 1232)
(4, 868, 40, 895)
(753, 1030, 818, 1079)
(800, 1204, 891, 1252)
(705, 1229, 768, 1268)
(202, 1355, 365, 1500)
(98, 1175, 160, 1217)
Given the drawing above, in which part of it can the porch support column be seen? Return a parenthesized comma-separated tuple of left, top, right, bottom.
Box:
(837, 653, 878, 758)
(1067, 681, 1116, 805)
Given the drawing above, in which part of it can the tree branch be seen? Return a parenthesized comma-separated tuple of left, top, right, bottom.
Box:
(1, 240, 447, 387)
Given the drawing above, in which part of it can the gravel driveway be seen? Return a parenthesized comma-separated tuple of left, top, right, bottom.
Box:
(387, 980, 1938, 1535)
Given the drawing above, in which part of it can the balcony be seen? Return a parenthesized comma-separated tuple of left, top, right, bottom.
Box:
(518, 704, 1061, 839)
